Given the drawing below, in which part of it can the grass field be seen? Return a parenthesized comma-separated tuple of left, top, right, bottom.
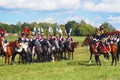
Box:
(0, 36, 120, 80)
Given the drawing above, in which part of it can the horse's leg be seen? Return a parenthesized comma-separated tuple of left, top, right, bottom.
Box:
(11, 51, 17, 65)
(95, 55, 100, 66)
(117, 52, 119, 62)
(98, 56, 101, 66)
(72, 51, 73, 60)
(8, 56, 10, 65)
(111, 54, 114, 65)
(5, 56, 7, 64)
(115, 56, 117, 65)
(104, 53, 109, 62)
(64, 51, 66, 60)
(89, 51, 92, 64)
(95, 55, 98, 65)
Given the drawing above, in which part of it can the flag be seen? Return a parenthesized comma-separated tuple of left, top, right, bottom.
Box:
(41, 27, 44, 35)
(49, 26, 53, 34)
(56, 26, 62, 34)
(69, 28, 72, 33)
(38, 26, 40, 32)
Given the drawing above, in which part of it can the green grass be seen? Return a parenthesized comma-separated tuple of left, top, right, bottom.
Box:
(0, 36, 120, 80)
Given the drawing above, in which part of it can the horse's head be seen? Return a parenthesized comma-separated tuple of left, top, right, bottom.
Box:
(81, 37, 92, 47)
(64, 41, 71, 50)
(14, 40, 21, 49)
(35, 39, 41, 47)
(71, 42, 79, 48)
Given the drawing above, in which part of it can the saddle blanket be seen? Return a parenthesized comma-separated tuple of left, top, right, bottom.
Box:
(100, 45, 111, 52)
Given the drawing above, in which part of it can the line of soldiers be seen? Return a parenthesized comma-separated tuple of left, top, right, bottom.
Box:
(18, 31, 73, 44)
(16, 27, 74, 47)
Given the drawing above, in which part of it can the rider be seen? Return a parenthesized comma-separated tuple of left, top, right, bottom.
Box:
(0, 28, 8, 44)
(96, 27, 110, 55)
(59, 33, 64, 42)
(56, 34, 59, 42)
(18, 32, 26, 43)
(66, 33, 73, 42)
(0, 28, 8, 57)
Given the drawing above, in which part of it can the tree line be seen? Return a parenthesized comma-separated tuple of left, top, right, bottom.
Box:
(0, 20, 115, 36)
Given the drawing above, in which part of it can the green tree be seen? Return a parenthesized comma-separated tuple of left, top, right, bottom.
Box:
(99, 22, 115, 32)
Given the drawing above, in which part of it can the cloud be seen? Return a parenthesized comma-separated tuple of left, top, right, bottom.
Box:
(28, 17, 56, 24)
(0, 0, 80, 11)
(107, 15, 120, 24)
(82, 0, 120, 13)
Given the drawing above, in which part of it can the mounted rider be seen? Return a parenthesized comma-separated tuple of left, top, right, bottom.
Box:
(0, 28, 8, 57)
(59, 33, 64, 42)
(56, 26, 64, 42)
(66, 28, 73, 42)
(0, 28, 8, 44)
(95, 27, 111, 55)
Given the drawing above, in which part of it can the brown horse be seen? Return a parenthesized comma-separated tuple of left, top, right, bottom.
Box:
(3, 40, 20, 64)
(110, 43, 118, 65)
(81, 37, 98, 63)
(64, 41, 79, 60)
(82, 36, 118, 65)
(81, 37, 102, 65)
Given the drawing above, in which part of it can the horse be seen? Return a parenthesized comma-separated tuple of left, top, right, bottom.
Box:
(58, 40, 64, 60)
(42, 39, 52, 62)
(82, 36, 118, 65)
(11, 40, 35, 64)
(81, 37, 102, 65)
(2, 40, 21, 64)
(49, 39, 59, 62)
(117, 40, 120, 61)
(34, 39, 43, 62)
(63, 41, 79, 60)
(110, 43, 118, 65)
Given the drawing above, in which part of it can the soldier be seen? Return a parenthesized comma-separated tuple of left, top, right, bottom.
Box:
(0, 28, 7, 57)
(39, 33, 45, 42)
(0, 28, 8, 44)
(66, 33, 73, 42)
(18, 32, 26, 43)
(48, 33, 55, 41)
(56, 34, 59, 42)
(99, 26, 106, 40)
(59, 33, 64, 42)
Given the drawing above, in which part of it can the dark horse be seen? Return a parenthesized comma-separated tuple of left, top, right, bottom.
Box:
(82, 36, 118, 65)
(2, 40, 21, 64)
(34, 39, 43, 62)
(49, 39, 59, 62)
(11, 40, 35, 64)
(63, 41, 79, 60)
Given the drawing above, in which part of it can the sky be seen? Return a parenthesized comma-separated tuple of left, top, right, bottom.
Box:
(0, 0, 120, 30)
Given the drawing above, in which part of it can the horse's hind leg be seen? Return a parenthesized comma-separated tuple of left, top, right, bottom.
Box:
(115, 57, 117, 65)
(5, 56, 7, 64)
(8, 56, 10, 65)
(117, 52, 119, 62)
(95, 55, 98, 65)
(72, 52, 73, 60)
(98, 56, 101, 66)
(111, 54, 114, 65)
